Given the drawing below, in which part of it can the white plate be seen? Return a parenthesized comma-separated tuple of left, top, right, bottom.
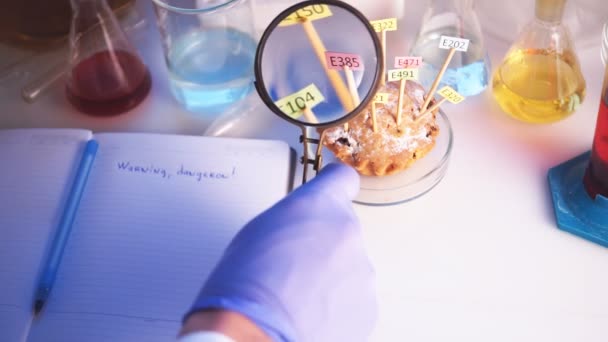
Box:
(324, 109, 453, 205)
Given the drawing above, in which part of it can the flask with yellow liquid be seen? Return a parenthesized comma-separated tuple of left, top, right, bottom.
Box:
(492, 0, 586, 123)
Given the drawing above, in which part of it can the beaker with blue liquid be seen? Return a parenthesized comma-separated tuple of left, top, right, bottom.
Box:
(152, 0, 257, 114)
(409, 0, 490, 97)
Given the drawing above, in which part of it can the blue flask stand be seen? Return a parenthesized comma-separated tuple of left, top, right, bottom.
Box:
(548, 151, 608, 247)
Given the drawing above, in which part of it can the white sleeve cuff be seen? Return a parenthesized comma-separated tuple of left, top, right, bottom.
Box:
(177, 331, 236, 342)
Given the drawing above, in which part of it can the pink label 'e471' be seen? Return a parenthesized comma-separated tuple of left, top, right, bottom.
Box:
(394, 56, 422, 69)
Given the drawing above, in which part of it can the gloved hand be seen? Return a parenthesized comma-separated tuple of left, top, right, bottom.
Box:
(185, 163, 377, 342)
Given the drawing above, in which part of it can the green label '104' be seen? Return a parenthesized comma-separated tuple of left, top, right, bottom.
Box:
(275, 84, 325, 119)
(279, 92, 317, 116)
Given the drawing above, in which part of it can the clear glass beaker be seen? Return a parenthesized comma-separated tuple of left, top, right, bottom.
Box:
(152, 0, 257, 114)
(409, 0, 491, 97)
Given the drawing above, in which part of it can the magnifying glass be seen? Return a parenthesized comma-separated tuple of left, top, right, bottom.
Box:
(254, 0, 384, 183)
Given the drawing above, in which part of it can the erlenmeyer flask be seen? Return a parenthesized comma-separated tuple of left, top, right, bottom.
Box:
(66, 0, 151, 116)
(409, 0, 491, 97)
(492, 0, 586, 124)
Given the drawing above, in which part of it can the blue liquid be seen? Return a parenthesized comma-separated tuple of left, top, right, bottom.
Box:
(418, 59, 489, 97)
(168, 28, 256, 113)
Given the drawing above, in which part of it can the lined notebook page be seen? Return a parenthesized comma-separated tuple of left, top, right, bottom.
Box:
(0, 129, 92, 342)
(27, 133, 292, 342)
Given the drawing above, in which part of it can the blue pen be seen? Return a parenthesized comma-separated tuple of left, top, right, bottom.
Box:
(33, 139, 98, 316)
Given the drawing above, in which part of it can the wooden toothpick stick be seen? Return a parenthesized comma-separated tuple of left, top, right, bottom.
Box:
(371, 102, 378, 132)
(396, 78, 406, 126)
(416, 98, 447, 123)
(380, 30, 387, 86)
(300, 19, 354, 113)
(344, 65, 360, 106)
(303, 106, 320, 124)
(420, 48, 456, 112)
(343, 65, 361, 131)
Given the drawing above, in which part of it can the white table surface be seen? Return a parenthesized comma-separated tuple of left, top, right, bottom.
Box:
(1, 1, 607, 341)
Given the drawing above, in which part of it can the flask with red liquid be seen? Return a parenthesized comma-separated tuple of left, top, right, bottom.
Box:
(66, 0, 151, 116)
(548, 23, 608, 247)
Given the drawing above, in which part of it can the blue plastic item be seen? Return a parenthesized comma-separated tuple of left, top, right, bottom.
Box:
(548, 151, 608, 247)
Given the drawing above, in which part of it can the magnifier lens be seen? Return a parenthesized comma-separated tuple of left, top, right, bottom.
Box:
(255, 0, 382, 127)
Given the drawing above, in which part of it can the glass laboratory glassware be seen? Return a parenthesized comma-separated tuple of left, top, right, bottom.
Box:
(492, 0, 586, 124)
(152, 0, 257, 114)
(476, 0, 608, 50)
(18, 1, 147, 104)
(583, 23, 608, 199)
(65, 0, 151, 116)
(602, 22, 608, 65)
(0, 0, 134, 49)
(547, 22, 608, 247)
(409, 0, 490, 97)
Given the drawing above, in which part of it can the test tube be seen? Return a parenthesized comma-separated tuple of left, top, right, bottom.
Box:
(582, 24, 608, 198)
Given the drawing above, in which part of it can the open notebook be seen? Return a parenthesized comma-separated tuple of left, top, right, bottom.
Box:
(0, 129, 294, 342)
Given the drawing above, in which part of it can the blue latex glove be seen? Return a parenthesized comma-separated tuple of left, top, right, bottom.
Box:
(186, 163, 377, 342)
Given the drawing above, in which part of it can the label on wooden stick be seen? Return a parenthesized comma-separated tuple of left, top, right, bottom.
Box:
(387, 68, 419, 82)
(275, 84, 325, 119)
(279, 5, 332, 26)
(438, 36, 470, 52)
(373, 93, 389, 104)
(438, 86, 465, 104)
(325, 52, 363, 70)
(394, 56, 422, 68)
(370, 18, 397, 32)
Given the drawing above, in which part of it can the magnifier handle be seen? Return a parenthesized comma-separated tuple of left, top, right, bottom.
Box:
(301, 127, 326, 183)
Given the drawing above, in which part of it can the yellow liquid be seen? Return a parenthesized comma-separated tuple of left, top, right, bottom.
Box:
(492, 49, 586, 123)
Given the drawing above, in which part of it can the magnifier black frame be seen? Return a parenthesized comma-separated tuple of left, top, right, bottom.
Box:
(253, 0, 385, 128)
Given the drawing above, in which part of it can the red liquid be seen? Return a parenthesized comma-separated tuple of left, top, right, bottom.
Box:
(66, 50, 151, 116)
(583, 95, 608, 198)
